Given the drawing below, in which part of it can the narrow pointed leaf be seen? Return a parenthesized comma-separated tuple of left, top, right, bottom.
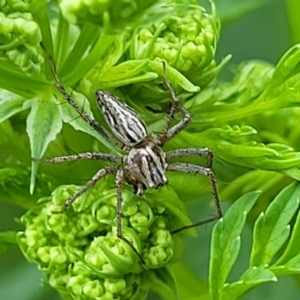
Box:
(276, 207, 300, 265)
(272, 255, 300, 275)
(250, 182, 300, 266)
(209, 191, 259, 300)
(222, 266, 277, 300)
(26, 96, 62, 193)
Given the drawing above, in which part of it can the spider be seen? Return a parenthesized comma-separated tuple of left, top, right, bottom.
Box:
(40, 45, 222, 263)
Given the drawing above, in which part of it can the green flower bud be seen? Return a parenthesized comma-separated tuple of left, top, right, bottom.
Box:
(82, 280, 104, 298)
(146, 245, 173, 266)
(18, 177, 189, 299)
(49, 246, 68, 264)
(59, 0, 159, 31)
(37, 246, 51, 263)
(104, 278, 126, 294)
(49, 269, 70, 289)
(67, 275, 90, 295)
(130, 1, 221, 87)
(1, 0, 28, 12)
(0, 5, 43, 76)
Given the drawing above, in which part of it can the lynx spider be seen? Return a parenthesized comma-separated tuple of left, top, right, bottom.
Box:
(41, 47, 222, 263)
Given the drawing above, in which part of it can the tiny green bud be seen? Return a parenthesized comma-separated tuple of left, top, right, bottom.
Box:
(104, 278, 126, 293)
(37, 246, 51, 263)
(139, 29, 153, 42)
(96, 205, 116, 221)
(82, 280, 104, 297)
(67, 275, 85, 295)
(50, 246, 67, 264)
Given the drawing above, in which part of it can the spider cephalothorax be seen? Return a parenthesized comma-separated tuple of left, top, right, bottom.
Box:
(41, 45, 222, 262)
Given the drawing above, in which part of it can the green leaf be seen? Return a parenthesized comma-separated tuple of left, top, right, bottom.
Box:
(58, 23, 100, 75)
(176, 129, 300, 180)
(264, 44, 300, 97)
(62, 33, 119, 86)
(221, 266, 277, 300)
(271, 255, 300, 275)
(220, 170, 284, 203)
(250, 182, 300, 266)
(26, 96, 62, 193)
(275, 202, 300, 265)
(209, 191, 259, 300)
(0, 60, 44, 98)
(148, 61, 200, 92)
(97, 60, 159, 88)
(188, 52, 300, 127)
(0, 91, 27, 123)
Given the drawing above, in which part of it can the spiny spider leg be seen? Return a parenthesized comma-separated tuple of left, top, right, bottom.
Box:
(160, 62, 191, 146)
(63, 166, 118, 209)
(115, 169, 145, 263)
(167, 162, 222, 233)
(37, 152, 122, 164)
(166, 148, 213, 168)
(40, 43, 123, 149)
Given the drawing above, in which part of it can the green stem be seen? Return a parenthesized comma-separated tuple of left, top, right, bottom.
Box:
(285, 0, 300, 43)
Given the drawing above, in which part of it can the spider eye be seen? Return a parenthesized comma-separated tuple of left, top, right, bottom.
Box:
(96, 90, 148, 146)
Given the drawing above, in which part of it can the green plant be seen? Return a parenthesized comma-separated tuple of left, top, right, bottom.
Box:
(1, 0, 300, 299)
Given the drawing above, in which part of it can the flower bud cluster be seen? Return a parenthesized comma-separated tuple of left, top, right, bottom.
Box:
(18, 178, 179, 299)
(130, 2, 220, 87)
(59, 0, 158, 30)
(0, 1, 43, 76)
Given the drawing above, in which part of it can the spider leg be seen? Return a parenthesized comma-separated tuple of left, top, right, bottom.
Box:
(167, 162, 222, 233)
(41, 43, 123, 149)
(34, 152, 123, 164)
(115, 169, 145, 263)
(166, 148, 213, 168)
(159, 62, 191, 146)
(63, 166, 119, 208)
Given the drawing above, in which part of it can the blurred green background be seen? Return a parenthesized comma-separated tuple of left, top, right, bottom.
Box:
(0, 0, 296, 299)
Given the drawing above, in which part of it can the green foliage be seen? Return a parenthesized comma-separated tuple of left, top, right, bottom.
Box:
(210, 182, 300, 300)
(1, 0, 300, 299)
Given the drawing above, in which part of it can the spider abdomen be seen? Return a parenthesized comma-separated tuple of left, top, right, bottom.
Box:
(96, 90, 147, 146)
(126, 144, 168, 190)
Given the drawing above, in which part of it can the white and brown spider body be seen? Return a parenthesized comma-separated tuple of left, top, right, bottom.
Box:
(96, 89, 169, 194)
(125, 142, 168, 195)
(96, 90, 148, 147)
(41, 44, 222, 262)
